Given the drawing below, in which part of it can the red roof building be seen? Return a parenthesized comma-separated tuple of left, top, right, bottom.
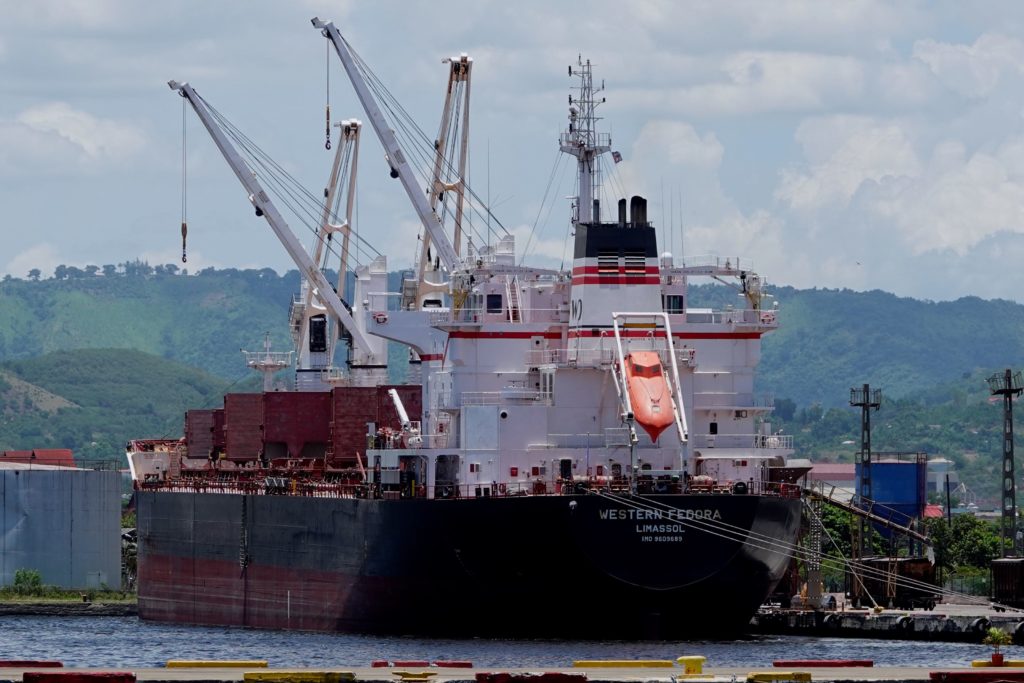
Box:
(0, 449, 76, 468)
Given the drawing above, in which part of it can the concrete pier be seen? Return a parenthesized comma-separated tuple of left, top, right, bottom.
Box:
(751, 601, 1024, 643)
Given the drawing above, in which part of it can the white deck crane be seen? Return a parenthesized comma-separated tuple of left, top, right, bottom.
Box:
(169, 80, 384, 381)
(312, 17, 460, 277)
(410, 53, 473, 309)
(291, 119, 387, 384)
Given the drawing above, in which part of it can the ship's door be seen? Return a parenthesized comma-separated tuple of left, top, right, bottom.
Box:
(435, 454, 460, 499)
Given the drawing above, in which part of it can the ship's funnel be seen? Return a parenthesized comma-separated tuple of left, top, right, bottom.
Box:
(630, 195, 647, 226)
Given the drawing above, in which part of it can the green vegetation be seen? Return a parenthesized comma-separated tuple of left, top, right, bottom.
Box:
(0, 261, 297, 379)
(1, 568, 134, 602)
(0, 348, 243, 461)
(926, 515, 1002, 571)
(984, 627, 1013, 653)
(768, 369, 1015, 506)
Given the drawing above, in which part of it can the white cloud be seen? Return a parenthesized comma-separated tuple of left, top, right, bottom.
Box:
(777, 116, 921, 211)
(871, 137, 1024, 255)
(664, 52, 866, 116)
(17, 102, 146, 161)
(5, 243, 62, 279)
(914, 33, 1024, 99)
(2, 0, 129, 30)
(648, 121, 723, 168)
(683, 209, 786, 267)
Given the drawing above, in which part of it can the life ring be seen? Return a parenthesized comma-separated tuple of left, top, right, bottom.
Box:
(897, 615, 914, 632)
(373, 312, 389, 324)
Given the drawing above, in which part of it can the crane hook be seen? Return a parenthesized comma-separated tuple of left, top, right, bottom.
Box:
(325, 104, 332, 150)
(181, 221, 188, 263)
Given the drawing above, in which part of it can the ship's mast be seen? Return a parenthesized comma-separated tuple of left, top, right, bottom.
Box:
(560, 57, 610, 225)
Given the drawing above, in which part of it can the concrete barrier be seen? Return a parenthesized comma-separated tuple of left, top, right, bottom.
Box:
(242, 672, 354, 683)
(166, 661, 268, 668)
(572, 661, 674, 668)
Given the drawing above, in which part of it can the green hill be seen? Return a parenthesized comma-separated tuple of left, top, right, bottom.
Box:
(0, 265, 296, 379)
(0, 348, 248, 461)
(758, 287, 1024, 408)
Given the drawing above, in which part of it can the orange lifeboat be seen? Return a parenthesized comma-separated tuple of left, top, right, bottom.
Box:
(623, 351, 674, 441)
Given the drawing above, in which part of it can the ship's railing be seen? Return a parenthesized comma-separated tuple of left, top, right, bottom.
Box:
(460, 388, 549, 406)
(138, 475, 803, 500)
(242, 349, 293, 367)
(683, 308, 775, 326)
(531, 431, 659, 449)
(692, 392, 775, 409)
(525, 347, 696, 368)
(677, 255, 750, 272)
(691, 433, 794, 449)
(430, 306, 566, 326)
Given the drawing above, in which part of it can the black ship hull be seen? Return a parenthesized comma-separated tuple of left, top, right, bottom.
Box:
(137, 489, 801, 638)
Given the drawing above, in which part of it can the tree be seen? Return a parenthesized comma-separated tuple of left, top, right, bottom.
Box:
(775, 397, 797, 422)
(926, 515, 1000, 571)
(84, 265, 100, 277)
(102, 264, 117, 277)
(27, 268, 40, 281)
(53, 265, 68, 280)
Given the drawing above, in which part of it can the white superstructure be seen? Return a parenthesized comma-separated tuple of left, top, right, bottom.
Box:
(303, 27, 795, 498)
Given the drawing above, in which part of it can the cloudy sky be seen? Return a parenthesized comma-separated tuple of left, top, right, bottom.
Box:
(4, 1, 1024, 302)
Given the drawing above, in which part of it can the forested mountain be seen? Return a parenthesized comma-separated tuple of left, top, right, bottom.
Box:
(2, 264, 1023, 503)
(0, 348, 247, 460)
(758, 287, 1024, 408)
(0, 263, 296, 379)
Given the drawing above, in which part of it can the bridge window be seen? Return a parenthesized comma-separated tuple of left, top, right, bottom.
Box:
(486, 294, 503, 313)
(663, 294, 684, 314)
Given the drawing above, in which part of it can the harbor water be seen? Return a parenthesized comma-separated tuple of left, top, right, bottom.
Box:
(0, 616, 1011, 668)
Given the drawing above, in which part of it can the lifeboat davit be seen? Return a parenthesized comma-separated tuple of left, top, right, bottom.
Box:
(623, 351, 675, 441)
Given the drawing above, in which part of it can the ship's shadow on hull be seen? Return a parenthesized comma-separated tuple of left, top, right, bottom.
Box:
(137, 491, 800, 639)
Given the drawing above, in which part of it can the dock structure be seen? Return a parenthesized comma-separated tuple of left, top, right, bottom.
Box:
(751, 604, 1024, 643)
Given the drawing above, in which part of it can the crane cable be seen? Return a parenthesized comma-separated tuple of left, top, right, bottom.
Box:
(325, 40, 332, 151)
(196, 93, 382, 266)
(180, 96, 188, 264)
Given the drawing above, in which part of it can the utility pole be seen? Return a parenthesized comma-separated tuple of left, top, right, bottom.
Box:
(849, 383, 881, 608)
(987, 369, 1022, 557)
(850, 384, 882, 555)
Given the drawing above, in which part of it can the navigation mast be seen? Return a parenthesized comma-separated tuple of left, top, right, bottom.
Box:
(560, 57, 611, 225)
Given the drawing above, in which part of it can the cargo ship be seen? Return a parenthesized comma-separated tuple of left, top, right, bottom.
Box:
(128, 19, 803, 638)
